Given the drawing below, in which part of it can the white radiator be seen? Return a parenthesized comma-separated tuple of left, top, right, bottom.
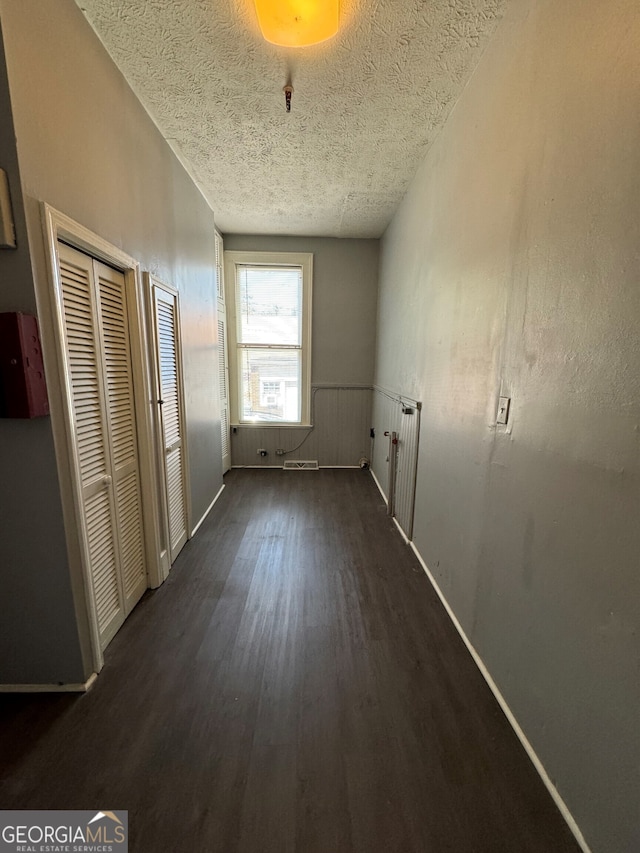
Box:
(372, 388, 421, 540)
(394, 403, 420, 539)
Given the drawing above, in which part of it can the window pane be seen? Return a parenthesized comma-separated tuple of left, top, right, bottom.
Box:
(240, 348, 301, 422)
(236, 266, 301, 345)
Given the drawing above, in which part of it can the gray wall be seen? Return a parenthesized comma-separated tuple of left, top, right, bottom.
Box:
(0, 0, 222, 683)
(0, 19, 85, 684)
(223, 235, 378, 466)
(374, 2, 640, 851)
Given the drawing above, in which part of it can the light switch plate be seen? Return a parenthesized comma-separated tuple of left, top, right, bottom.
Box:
(497, 396, 511, 425)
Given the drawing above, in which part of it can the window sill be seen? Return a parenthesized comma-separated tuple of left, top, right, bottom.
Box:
(231, 423, 313, 429)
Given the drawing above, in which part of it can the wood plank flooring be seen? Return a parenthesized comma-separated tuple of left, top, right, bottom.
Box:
(0, 469, 580, 852)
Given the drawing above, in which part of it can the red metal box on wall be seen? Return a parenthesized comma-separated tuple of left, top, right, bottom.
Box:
(0, 312, 49, 418)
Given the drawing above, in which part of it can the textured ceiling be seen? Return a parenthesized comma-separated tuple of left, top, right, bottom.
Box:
(76, 0, 505, 237)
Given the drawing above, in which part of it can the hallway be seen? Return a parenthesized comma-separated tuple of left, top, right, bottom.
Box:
(0, 469, 579, 852)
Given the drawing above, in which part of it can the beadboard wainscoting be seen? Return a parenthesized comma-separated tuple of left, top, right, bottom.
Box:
(231, 384, 372, 468)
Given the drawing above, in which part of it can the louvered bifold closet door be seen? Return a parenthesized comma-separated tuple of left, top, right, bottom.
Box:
(152, 285, 188, 561)
(57, 244, 125, 649)
(95, 261, 147, 612)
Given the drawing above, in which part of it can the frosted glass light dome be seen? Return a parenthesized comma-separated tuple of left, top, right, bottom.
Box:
(254, 0, 339, 47)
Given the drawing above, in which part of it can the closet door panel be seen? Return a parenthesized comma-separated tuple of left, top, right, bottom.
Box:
(153, 285, 188, 561)
(116, 471, 146, 601)
(96, 262, 147, 611)
(85, 489, 122, 646)
(57, 244, 125, 647)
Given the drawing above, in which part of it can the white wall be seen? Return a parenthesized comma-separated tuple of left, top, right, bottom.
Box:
(0, 0, 222, 684)
(374, 2, 640, 851)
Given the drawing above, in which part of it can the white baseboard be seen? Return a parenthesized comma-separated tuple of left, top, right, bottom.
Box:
(408, 541, 592, 853)
(190, 483, 225, 538)
(369, 467, 388, 505)
(392, 515, 410, 543)
(318, 465, 360, 469)
(370, 470, 411, 543)
(231, 465, 282, 469)
(232, 464, 363, 470)
(0, 673, 98, 693)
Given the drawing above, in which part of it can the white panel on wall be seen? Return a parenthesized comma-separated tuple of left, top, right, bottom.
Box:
(394, 404, 421, 539)
(230, 385, 372, 468)
(371, 387, 421, 540)
(371, 389, 398, 499)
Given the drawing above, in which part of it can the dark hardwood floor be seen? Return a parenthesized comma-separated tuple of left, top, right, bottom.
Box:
(0, 469, 580, 852)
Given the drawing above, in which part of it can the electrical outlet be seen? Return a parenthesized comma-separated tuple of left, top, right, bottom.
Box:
(275, 448, 285, 456)
(257, 448, 268, 457)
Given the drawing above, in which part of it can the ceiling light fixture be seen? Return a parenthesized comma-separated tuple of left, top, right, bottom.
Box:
(254, 0, 339, 48)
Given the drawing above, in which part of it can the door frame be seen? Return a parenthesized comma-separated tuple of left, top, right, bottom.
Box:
(144, 272, 192, 580)
(40, 204, 164, 675)
(215, 229, 231, 473)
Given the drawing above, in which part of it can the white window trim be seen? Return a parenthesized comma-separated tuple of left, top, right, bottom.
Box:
(224, 250, 313, 427)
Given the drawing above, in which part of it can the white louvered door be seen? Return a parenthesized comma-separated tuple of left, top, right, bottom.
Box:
(150, 282, 188, 563)
(95, 261, 148, 610)
(57, 243, 147, 650)
(215, 231, 231, 473)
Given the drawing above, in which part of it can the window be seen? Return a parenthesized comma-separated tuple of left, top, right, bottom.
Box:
(224, 252, 312, 425)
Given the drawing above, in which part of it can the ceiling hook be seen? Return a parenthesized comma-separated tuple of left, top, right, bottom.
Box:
(283, 84, 293, 112)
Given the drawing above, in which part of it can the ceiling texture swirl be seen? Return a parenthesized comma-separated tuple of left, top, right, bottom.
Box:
(76, 0, 506, 237)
